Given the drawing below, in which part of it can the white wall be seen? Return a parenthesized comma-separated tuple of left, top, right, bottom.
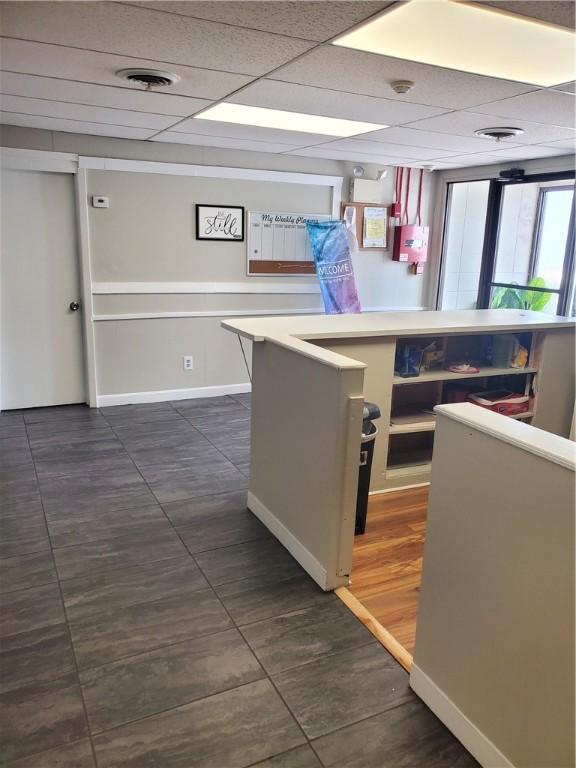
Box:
(86, 168, 333, 399)
(0, 126, 436, 406)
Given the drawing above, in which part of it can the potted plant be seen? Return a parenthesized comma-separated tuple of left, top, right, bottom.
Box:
(490, 277, 552, 312)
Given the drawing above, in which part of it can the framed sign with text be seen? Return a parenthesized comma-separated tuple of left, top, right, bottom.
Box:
(195, 205, 245, 241)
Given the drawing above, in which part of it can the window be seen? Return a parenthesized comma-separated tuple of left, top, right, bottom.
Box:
(474, 172, 575, 316)
(530, 186, 574, 289)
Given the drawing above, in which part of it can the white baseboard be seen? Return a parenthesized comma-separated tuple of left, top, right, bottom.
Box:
(410, 664, 513, 768)
(247, 491, 345, 591)
(97, 383, 251, 407)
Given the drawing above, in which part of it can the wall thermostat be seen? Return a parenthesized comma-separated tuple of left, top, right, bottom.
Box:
(92, 195, 110, 208)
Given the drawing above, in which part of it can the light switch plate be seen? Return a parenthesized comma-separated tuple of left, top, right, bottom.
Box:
(92, 195, 110, 208)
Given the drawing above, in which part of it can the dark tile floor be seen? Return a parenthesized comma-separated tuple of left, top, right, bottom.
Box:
(0, 395, 478, 767)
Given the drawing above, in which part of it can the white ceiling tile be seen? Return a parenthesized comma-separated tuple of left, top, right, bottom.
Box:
(441, 145, 573, 167)
(316, 137, 454, 159)
(423, 160, 463, 169)
(273, 46, 536, 109)
(0, 2, 314, 76)
(228, 79, 447, 125)
(430, 151, 510, 167)
(0, 112, 155, 139)
(130, 1, 392, 42)
(474, 1, 576, 29)
(363, 125, 519, 153)
(471, 90, 576, 128)
(540, 138, 576, 150)
(167, 117, 335, 146)
(551, 81, 576, 94)
(152, 131, 299, 154)
(0, 95, 179, 130)
(0, 72, 211, 117)
(0, 39, 252, 101)
(481, 144, 574, 160)
(284, 145, 423, 165)
(406, 111, 576, 144)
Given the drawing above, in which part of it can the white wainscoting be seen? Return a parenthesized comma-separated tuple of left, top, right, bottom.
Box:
(92, 306, 425, 322)
(92, 281, 321, 295)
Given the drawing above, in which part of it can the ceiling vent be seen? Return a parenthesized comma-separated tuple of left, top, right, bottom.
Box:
(474, 127, 525, 141)
(390, 80, 415, 94)
(115, 69, 180, 89)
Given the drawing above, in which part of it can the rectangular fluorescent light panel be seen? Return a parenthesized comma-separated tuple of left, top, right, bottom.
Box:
(333, 0, 575, 87)
(194, 103, 386, 137)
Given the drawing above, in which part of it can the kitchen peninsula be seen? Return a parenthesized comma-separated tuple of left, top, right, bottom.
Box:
(223, 310, 575, 591)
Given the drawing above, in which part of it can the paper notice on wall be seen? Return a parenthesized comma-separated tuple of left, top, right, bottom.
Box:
(362, 207, 387, 248)
(343, 205, 356, 232)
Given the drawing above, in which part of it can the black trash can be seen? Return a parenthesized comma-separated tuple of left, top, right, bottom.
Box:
(355, 402, 380, 535)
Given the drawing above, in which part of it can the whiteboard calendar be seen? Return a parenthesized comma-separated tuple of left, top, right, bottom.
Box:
(247, 211, 330, 276)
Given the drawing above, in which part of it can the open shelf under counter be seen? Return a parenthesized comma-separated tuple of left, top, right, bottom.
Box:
(392, 365, 538, 386)
(389, 403, 535, 435)
(386, 462, 432, 480)
(389, 411, 436, 435)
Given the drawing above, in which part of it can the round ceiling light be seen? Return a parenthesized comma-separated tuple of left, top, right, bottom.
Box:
(474, 126, 525, 141)
(115, 69, 180, 88)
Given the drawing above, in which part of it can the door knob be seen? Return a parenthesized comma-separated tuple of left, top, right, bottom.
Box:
(69, 301, 80, 312)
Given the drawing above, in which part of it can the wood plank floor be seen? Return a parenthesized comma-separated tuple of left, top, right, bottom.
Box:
(347, 487, 429, 656)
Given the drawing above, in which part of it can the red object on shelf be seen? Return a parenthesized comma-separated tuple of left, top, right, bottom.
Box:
(468, 389, 530, 416)
(445, 383, 478, 403)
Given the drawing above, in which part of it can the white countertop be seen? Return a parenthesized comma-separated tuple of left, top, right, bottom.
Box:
(224, 309, 574, 342)
(223, 309, 575, 369)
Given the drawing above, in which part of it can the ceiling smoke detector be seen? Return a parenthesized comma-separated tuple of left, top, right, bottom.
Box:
(390, 80, 415, 94)
(116, 69, 180, 89)
(474, 127, 525, 141)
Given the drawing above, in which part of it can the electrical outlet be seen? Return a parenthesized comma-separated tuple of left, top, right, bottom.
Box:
(183, 356, 194, 371)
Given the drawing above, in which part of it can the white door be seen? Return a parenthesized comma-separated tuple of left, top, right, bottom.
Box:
(1, 169, 85, 409)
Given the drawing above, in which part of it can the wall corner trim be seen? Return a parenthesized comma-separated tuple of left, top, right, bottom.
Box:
(0, 147, 78, 173)
(78, 156, 342, 218)
(78, 155, 343, 186)
(409, 664, 514, 768)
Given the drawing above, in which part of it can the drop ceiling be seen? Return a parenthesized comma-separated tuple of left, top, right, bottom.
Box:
(0, 0, 574, 169)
